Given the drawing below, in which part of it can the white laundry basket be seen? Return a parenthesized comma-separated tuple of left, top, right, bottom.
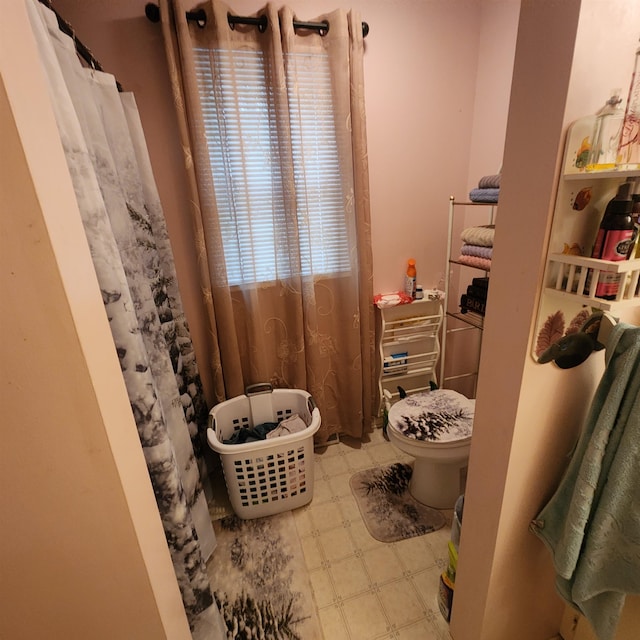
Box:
(207, 383, 321, 519)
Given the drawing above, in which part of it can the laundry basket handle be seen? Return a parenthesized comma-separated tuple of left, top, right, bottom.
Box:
(245, 382, 273, 396)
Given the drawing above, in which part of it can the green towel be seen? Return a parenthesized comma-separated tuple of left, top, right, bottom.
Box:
(530, 323, 640, 640)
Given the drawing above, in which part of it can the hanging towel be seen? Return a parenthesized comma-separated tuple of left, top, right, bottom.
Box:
(530, 323, 640, 640)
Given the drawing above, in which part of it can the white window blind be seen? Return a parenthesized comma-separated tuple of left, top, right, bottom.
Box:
(193, 46, 351, 286)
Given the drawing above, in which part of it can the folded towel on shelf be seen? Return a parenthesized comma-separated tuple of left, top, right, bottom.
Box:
(460, 225, 495, 247)
(456, 255, 492, 271)
(466, 282, 489, 301)
(460, 293, 486, 316)
(469, 187, 499, 203)
(471, 276, 489, 290)
(478, 174, 501, 189)
(461, 243, 493, 259)
(466, 286, 488, 300)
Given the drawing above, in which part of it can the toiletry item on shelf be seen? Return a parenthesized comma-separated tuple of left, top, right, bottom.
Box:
(460, 276, 489, 317)
(415, 284, 424, 299)
(587, 90, 624, 171)
(404, 258, 417, 299)
(616, 42, 640, 170)
(589, 181, 635, 299)
(630, 178, 640, 295)
(373, 291, 414, 308)
(627, 177, 640, 259)
(384, 351, 408, 376)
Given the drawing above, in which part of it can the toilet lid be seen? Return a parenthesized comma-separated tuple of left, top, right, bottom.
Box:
(388, 389, 474, 443)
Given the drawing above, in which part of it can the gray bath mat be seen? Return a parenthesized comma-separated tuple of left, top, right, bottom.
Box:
(350, 463, 446, 543)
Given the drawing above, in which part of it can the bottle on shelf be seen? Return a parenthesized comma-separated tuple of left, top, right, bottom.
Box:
(630, 178, 640, 295)
(589, 180, 635, 299)
(616, 41, 640, 171)
(404, 258, 417, 299)
(628, 177, 640, 259)
(586, 90, 624, 171)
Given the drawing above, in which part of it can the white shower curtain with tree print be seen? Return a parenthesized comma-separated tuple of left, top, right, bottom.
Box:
(27, 0, 220, 629)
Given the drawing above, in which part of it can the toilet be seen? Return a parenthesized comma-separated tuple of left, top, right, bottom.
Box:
(386, 389, 474, 509)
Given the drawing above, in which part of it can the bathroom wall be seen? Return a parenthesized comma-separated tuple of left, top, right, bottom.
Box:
(466, 0, 520, 189)
(0, 3, 191, 638)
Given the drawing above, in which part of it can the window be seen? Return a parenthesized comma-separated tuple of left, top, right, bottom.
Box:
(193, 47, 351, 286)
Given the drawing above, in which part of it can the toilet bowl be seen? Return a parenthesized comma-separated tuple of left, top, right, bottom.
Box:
(386, 389, 474, 509)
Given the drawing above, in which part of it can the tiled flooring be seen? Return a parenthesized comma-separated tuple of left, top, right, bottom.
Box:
(203, 426, 454, 640)
(294, 427, 454, 640)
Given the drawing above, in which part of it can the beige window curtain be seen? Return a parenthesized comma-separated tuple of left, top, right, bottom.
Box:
(159, 0, 375, 442)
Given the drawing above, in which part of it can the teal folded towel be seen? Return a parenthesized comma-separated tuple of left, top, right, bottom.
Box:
(530, 323, 640, 640)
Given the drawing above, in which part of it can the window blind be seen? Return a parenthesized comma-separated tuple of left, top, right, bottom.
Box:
(193, 46, 351, 286)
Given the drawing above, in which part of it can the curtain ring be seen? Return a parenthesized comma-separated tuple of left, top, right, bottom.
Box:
(186, 9, 207, 28)
(227, 13, 268, 33)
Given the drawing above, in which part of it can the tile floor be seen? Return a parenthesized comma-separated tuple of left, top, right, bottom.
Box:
(203, 426, 455, 640)
(294, 427, 454, 640)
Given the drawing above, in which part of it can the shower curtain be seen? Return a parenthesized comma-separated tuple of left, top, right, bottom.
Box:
(27, 0, 219, 629)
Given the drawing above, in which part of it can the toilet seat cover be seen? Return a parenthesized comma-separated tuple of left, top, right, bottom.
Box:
(388, 389, 474, 442)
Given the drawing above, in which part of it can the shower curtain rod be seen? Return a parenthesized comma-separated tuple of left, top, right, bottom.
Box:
(144, 3, 370, 38)
(37, 0, 123, 91)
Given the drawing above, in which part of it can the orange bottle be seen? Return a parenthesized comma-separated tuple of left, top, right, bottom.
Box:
(404, 258, 417, 298)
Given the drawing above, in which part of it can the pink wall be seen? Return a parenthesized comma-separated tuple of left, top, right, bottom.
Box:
(466, 0, 520, 189)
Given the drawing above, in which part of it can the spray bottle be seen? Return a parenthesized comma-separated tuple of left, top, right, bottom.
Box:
(404, 259, 417, 299)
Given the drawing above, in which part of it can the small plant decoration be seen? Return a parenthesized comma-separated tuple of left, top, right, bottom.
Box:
(535, 308, 590, 358)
